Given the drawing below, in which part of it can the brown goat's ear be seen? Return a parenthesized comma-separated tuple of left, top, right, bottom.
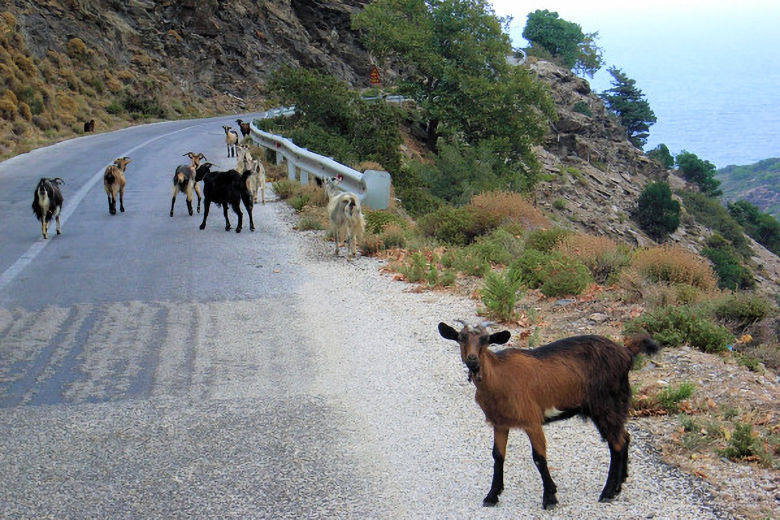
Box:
(438, 322, 459, 341)
(489, 330, 511, 345)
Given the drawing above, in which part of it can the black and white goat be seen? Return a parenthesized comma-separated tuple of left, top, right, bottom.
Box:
(438, 321, 661, 510)
(170, 152, 206, 216)
(32, 177, 64, 239)
(198, 163, 255, 233)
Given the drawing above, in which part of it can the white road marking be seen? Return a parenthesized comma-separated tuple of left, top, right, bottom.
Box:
(0, 123, 206, 292)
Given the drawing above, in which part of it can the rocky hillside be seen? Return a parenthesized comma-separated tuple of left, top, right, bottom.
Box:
(1, 0, 374, 156)
(524, 59, 780, 298)
(717, 158, 780, 219)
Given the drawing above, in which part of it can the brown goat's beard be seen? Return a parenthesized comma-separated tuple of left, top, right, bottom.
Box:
(467, 367, 482, 383)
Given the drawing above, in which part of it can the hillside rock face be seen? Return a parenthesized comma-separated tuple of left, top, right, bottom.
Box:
(527, 60, 668, 245)
(11, 0, 374, 103)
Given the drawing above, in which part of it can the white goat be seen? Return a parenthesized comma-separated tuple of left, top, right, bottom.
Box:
(237, 144, 266, 204)
(223, 125, 238, 158)
(326, 185, 365, 259)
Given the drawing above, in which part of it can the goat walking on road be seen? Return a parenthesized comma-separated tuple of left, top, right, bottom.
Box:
(32, 177, 64, 239)
(324, 177, 364, 259)
(103, 156, 131, 215)
(198, 163, 255, 233)
(438, 321, 661, 510)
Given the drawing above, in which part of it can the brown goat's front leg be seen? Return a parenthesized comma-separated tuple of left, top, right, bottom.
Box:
(526, 424, 558, 509)
(194, 183, 202, 213)
(483, 426, 509, 506)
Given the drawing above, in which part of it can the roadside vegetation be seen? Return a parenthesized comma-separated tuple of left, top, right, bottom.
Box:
(257, 1, 780, 484)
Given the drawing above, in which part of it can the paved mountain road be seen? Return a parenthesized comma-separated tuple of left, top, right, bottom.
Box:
(0, 116, 728, 518)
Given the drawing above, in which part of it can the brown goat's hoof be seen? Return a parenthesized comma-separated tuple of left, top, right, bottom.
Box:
(199, 224, 206, 230)
(542, 494, 558, 509)
(170, 211, 174, 217)
(120, 207, 125, 212)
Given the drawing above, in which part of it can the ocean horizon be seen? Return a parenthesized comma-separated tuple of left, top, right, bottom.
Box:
(492, 1, 780, 169)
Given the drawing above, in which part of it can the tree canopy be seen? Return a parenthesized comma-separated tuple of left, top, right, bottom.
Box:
(352, 0, 555, 185)
(522, 9, 603, 77)
(600, 67, 656, 148)
(676, 150, 722, 197)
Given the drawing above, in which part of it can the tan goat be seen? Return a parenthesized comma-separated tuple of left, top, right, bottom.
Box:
(103, 156, 131, 215)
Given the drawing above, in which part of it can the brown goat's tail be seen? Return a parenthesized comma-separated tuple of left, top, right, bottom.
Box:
(625, 333, 661, 358)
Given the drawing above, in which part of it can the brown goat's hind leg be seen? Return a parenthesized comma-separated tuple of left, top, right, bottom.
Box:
(119, 187, 125, 212)
(599, 432, 629, 502)
(526, 425, 557, 509)
(483, 427, 508, 506)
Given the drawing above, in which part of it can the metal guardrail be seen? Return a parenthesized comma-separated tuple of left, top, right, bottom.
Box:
(249, 107, 392, 210)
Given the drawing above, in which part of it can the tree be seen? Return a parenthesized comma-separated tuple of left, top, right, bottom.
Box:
(600, 67, 656, 148)
(675, 150, 722, 197)
(523, 10, 603, 77)
(633, 182, 680, 241)
(647, 143, 674, 169)
(266, 66, 401, 170)
(352, 0, 554, 181)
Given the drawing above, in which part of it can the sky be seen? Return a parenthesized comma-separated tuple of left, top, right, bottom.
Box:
(487, 1, 780, 166)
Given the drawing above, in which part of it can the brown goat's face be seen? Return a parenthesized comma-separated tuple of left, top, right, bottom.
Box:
(438, 322, 511, 380)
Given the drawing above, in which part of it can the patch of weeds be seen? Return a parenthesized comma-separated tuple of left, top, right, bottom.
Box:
(480, 269, 523, 322)
(655, 381, 695, 413)
(719, 421, 760, 461)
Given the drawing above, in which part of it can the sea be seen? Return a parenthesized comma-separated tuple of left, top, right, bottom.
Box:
(491, 1, 780, 169)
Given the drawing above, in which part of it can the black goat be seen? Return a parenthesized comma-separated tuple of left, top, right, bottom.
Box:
(83, 119, 95, 132)
(236, 118, 251, 138)
(198, 163, 255, 233)
(438, 321, 661, 510)
(32, 177, 64, 239)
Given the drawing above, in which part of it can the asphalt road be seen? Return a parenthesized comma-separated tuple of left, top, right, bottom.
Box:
(0, 117, 727, 519)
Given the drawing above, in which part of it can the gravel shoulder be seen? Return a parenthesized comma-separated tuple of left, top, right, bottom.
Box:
(281, 203, 734, 519)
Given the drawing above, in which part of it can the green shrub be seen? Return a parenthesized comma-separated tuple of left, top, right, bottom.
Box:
(718, 422, 759, 461)
(633, 182, 680, 241)
(702, 243, 755, 290)
(525, 227, 570, 252)
(443, 248, 491, 277)
(466, 228, 523, 267)
(508, 249, 549, 289)
(480, 269, 523, 322)
(364, 210, 408, 234)
(655, 381, 695, 413)
(401, 252, 428, 283)
(418, 205, 483, 246)
(712, 292, 774, 329)
(106, 99, 123, 115)
(679, 190, 750, 256)
(298, 215, 324, 231)
(625, 305, 734, 353)
(380, 224, 407, 249)
(553, 197, 566, 210)
(122, 94, 165, 118)
(572, 100, 592, 117)
(538, 255, 592, 297)
(272, 179, 297, 200)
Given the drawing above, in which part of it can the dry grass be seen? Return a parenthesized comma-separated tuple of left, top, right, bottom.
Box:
(556, 233, 631, 284)
(631, 245, 718, 291)
(468, 190, 550, 230)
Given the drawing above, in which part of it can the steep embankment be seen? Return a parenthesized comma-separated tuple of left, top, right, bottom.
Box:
(1, 0, 373, 157)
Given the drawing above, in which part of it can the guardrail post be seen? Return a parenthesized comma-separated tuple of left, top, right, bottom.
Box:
(287, 160, 296, 181)
(361, 170, 392, 210)
(300, 169, 309, 185)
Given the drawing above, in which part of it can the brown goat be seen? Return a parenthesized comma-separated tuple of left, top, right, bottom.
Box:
(236, 118, 251, 138)
(103, 156, 131, 215)
(438, 321, 660, 510)
(170, 152, 206, 216)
